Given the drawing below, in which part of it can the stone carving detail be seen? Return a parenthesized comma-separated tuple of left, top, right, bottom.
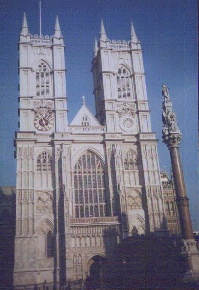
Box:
(118, 102, 137, 132)
(36, 191, 53, 213)
(162, 84, 182, 147)
(23, 191, 28, 203)
(70, 224, 120, 249)
(17, 146, 34, 159)
(117, 102, 136, 117)
(33, 47, 51, 61)
(128, 191, 142, 209)
(33, 101, 42, 109)
(34, 101, 53, 110)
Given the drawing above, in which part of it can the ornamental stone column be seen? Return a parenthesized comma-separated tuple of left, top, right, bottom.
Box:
(162, 84, 199, 283)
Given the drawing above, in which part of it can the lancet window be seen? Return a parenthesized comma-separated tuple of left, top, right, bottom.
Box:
(36, 62, 51, 97)
(37, 151, 52, 172)
(82, 115, 90, 126)
(117, 66, 131, 99)
(74, 151, 106, 218)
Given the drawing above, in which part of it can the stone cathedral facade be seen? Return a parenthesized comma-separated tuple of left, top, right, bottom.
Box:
(14, 14, 167, 288)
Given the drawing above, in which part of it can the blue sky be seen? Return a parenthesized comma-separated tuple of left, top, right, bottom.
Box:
(0, 0, 198, 229)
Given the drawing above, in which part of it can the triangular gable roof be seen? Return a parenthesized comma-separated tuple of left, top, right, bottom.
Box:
(70, 103, 101, 126)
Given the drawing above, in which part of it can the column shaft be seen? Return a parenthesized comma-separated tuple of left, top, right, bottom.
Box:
(170, 147, 193, 239)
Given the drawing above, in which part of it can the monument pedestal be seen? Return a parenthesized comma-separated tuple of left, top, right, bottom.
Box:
(181, 239, 199, 283)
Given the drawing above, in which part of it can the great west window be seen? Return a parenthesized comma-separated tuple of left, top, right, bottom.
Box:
(74, 151, 106, 218)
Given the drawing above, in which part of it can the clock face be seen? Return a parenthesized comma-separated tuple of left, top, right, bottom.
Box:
(123, 118, 133, 128)
(34, 107, 53, 131)
(119, 116, 136, 132)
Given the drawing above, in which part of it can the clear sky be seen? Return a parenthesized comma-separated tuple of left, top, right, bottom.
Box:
(0, 0, 198, 229)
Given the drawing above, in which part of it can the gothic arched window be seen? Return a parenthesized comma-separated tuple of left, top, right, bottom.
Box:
(74, 151, 106, 218)
(124, 150, 138, 170)
(117, 66, 131, 99)
(37, 151, 52, 172)
(46, 230, 53, 258)
(36, 62, 51, 97)
(82, 115, 90, 126)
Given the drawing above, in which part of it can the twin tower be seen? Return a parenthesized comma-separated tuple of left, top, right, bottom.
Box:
(14, 14, 166, 288)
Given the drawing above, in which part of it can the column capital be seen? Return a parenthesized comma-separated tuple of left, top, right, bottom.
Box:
(175, 196, 189, 207)
(163, 131, 182, 148)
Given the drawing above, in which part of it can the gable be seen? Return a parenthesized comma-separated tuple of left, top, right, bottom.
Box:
(70, 104, 101, 126)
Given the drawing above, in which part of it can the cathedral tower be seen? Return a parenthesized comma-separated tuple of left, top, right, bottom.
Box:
(14, 14, 68, 287)
(92, 21, 166, 235)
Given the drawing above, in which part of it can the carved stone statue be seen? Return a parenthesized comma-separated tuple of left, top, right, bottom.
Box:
(162, 83, 171, 102)
(162, 84, 181, 147)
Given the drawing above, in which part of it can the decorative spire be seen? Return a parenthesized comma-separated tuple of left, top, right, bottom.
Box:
(130, 21, 138, 43)
(100, 20, 107, 41)
(82, 96, 86, 105)
(94, 38, 98, 56)
(20, 12, 29, 36)
(162, 84, 181, 147)
(54, 16, 62, 38)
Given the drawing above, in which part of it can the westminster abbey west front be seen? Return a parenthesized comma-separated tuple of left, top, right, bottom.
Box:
(13, 13, 172, 289)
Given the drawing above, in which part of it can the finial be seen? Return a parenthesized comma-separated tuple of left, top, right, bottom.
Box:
(100, 19, 107, 41)
(54, 15, 62, 38)
(82, 96, 86, 105)
(130, 21, 138, 43)
(162, 83, 171, 102)
(162, 85, 181, 147)
(94, 38, 98, 56)
(20, 12, 29, 36)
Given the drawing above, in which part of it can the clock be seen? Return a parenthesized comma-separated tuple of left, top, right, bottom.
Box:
(34, 107, 53, 131)
(123, 118, 133, 128)
(119, 116, 136, 132)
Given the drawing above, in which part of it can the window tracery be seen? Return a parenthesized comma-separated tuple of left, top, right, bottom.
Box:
(36, 62, 51, 97)
(117, 66, 131, 99)
(37, 151, 52, 172)
(81, 115, 90, 126)
(74, 151, 106, 218)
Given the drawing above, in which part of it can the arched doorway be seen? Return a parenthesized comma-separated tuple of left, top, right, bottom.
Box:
(86, 255, 105, 289)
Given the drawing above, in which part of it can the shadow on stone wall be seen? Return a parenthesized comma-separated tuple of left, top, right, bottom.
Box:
(99, 231, 198, 289)
(0, 186, 16, 290)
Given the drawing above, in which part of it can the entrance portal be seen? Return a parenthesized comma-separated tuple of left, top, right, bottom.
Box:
(86, 255, 105, 289)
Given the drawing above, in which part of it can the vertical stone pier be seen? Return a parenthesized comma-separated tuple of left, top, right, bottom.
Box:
(162, 84, 199, 283)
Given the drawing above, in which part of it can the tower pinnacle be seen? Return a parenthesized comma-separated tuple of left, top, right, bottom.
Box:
(130, 21, 138, 43)
(20, 13, 29, 36)
(100, 20, 107, 41)
(54, 16, 62, 38)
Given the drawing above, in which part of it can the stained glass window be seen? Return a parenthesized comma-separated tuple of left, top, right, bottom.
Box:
(74, 151, 106, 218)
